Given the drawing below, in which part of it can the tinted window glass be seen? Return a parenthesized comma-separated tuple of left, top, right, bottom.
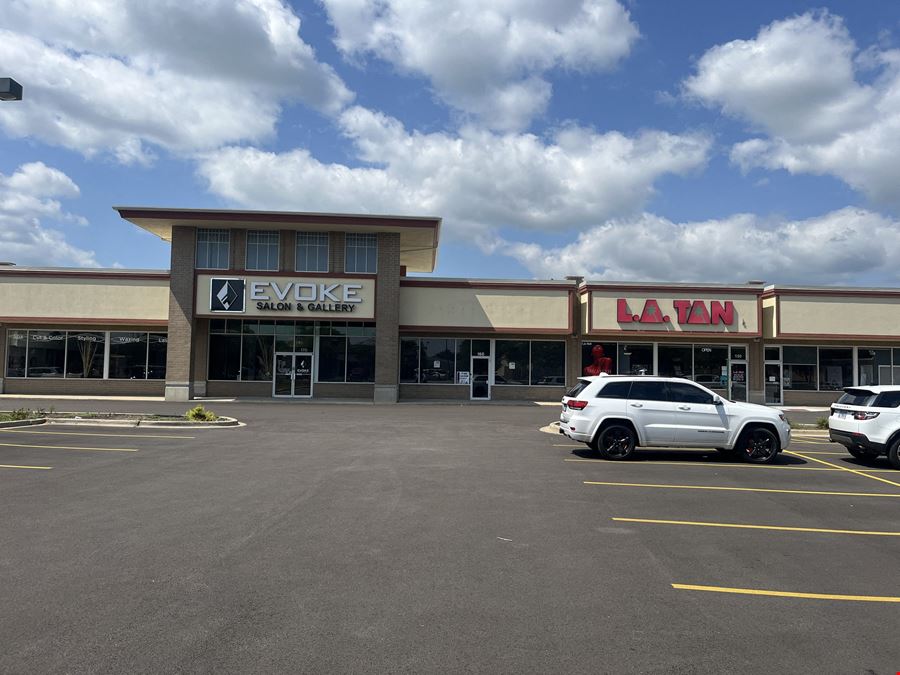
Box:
(666, 382, 714, 404)
(596, 381, 631, 399)
(837, 390, 876, 407)
(874, 391, 900, 408)
(628, 380, 667, 401)
(565, 381, 589, 397)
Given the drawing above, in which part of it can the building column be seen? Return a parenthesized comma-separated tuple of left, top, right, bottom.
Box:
(0, 324, 6, 394)
(374, 232, 400, 403)
(748, 339, 765, 404)
(192, 319, 208, 397)
(165, 226, 196, 402)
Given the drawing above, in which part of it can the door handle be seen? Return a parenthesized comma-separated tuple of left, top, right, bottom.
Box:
(678, 405, 691, 410)
(629, 403, 643, 408)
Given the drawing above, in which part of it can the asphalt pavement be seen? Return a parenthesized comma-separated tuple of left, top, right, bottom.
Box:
(1, 400, 898, 674)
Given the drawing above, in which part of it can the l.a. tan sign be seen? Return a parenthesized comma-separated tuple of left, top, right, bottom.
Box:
(196, 274, 375, 319)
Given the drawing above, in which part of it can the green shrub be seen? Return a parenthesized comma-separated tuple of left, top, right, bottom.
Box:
(815, 416, 829, 429)
(3, 408, 44, 421)
(185, 405, 218, 422)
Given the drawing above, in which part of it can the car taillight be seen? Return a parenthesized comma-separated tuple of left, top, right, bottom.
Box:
(854, 411, 879, 420)
(567, 400, 589, 410)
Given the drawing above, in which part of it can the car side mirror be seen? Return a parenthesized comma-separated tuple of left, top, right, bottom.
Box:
(713, 396, 724, 406)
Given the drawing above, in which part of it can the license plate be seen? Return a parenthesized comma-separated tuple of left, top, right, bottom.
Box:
(837, 411, 849, 419)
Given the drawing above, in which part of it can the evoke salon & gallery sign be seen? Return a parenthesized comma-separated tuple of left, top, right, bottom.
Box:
(197, 275, 375, 319)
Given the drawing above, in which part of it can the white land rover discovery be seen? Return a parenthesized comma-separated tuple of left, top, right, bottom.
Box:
(560, 375, 792, 464)
(828, 386, 900, 469)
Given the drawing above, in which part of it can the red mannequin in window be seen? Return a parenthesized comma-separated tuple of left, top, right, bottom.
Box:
(584, 344, 613, 376)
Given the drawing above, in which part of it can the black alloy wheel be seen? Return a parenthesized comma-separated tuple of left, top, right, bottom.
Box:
(888, 439, 900, 470)
(739, 427, 779, 464)
(597, 425, 637, 460)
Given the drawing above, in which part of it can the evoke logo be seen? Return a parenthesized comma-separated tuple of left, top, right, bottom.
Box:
(210, 278, 246, 313)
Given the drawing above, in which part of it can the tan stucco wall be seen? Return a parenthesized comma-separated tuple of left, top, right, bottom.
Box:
(589, 292, 760, 335)
(762, 297, 777, 339)
(0, 276, 169, 322)
(399, 287, 570, 331)
(778, 295, 900, 338)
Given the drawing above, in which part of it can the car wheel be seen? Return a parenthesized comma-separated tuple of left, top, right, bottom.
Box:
(737, 427, 780, 464)
(847, 446, 879, 462)
(888, 439, 900, 470)
(596, 425, 637, 460)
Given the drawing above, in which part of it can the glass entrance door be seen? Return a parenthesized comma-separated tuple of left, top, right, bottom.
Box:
(471, 356, 490, 400)
(729, 361, 747, 402)
(765, 363, 782, 404)
(273, 352, 314, 398)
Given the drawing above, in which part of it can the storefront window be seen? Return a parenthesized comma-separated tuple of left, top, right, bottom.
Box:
(420, 338, 455, 383)
(347, 336, 375, 382)
(400, 339, 419, 383)
(658, 345, 692, 379)
(208, 334, 241, 380)
(581, 342, 616, 377)
(317, 336, 346, 382)
(618, 343, 653, 375)
(495, 340, 529, 385)
(764, 347, 780, 362)
(455, 340, 471, 383)
(783, 346, 817, 391)
(147, 334, 167, 379)
(6, 331, 27, 377)
(819, 348, 852, 391)
(858, 348, 891, 386)
(109, 332, 147, 379)
(694, 345, 728, 390)
(241, 334, 274, 381)
(27, 330, 66, 378)
(531, 341, 565, 385)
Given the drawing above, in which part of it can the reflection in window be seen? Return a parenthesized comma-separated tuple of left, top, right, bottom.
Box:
(347, 336, 375, 382)
(618, 343, 653, 375)
(858, 348, 891, 386)
(531, 342, 565, 385)
(420, 338, 455, 383)
(495, 340, 529, 385)
(345, 233, 377, 273)
(317, 336, 346, 382)
(783, 346, 817, 391)
(27, 330, 66, 378)
(657, 345, 692, 379)
(296, 232, 329, 272)
(241, 334, 274, 381)
(5, 331, 27, 377)
(693, 345, 728, 390)
(147, 334, 167, 379)
(196, 228, 230, 269)
(208, 334, 241, 380)
(109, 332, 147, 379)
(819, 348, 852, 391)
(400, 338, 419, 383)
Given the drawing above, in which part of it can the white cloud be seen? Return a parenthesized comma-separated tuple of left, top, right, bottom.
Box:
(683, 11, 900, 207)
(321, 0, 639, 130)
(0, 163, 98, 267)
(0, 0, 353, 164)
(501, 207, 900, 285)
(198, 105, 711, 237)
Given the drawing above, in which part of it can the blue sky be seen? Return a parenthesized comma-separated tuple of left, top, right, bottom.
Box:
(1, 1, 899, 285)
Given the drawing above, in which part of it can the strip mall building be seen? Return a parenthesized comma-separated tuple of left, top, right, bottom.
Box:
(1, 207, 898, 406)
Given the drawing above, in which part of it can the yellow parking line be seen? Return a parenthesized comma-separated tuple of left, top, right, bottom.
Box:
(786, 450, 900, 489)
(553, 444, 583, 447)
(566, 458, 838, 471)
(786, 450, 845, 455)
(0, 441, 137, 453)
(612, 517, 900, 537)
(0, 464, 53, 470)
(0, 429, 193, 440)
(583, 480, 900, 498)
(672, 584, 900, 603)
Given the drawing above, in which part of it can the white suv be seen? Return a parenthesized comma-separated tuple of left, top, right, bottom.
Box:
(829, 386, 900, 469)
(560, 375, 791, 464)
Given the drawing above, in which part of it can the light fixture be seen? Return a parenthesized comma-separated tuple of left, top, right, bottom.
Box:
(0, 78, 23, 101)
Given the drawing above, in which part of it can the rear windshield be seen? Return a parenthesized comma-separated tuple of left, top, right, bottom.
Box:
(565, 381, 589, 398)
(837, 390, 877, 407)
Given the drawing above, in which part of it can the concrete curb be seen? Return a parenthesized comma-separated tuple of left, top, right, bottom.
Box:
(0, 418, 48, 429)
(44, 416, 239, 428)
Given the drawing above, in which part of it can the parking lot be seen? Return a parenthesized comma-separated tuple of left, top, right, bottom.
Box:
(1, 401, 899, 674)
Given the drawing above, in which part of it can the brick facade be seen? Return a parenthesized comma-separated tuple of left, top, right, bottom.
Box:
(165, 226, 196, 401)
(374, 232, 401, 403)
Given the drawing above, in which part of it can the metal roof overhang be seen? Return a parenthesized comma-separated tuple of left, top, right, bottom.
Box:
(114, 207, 442, 273)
